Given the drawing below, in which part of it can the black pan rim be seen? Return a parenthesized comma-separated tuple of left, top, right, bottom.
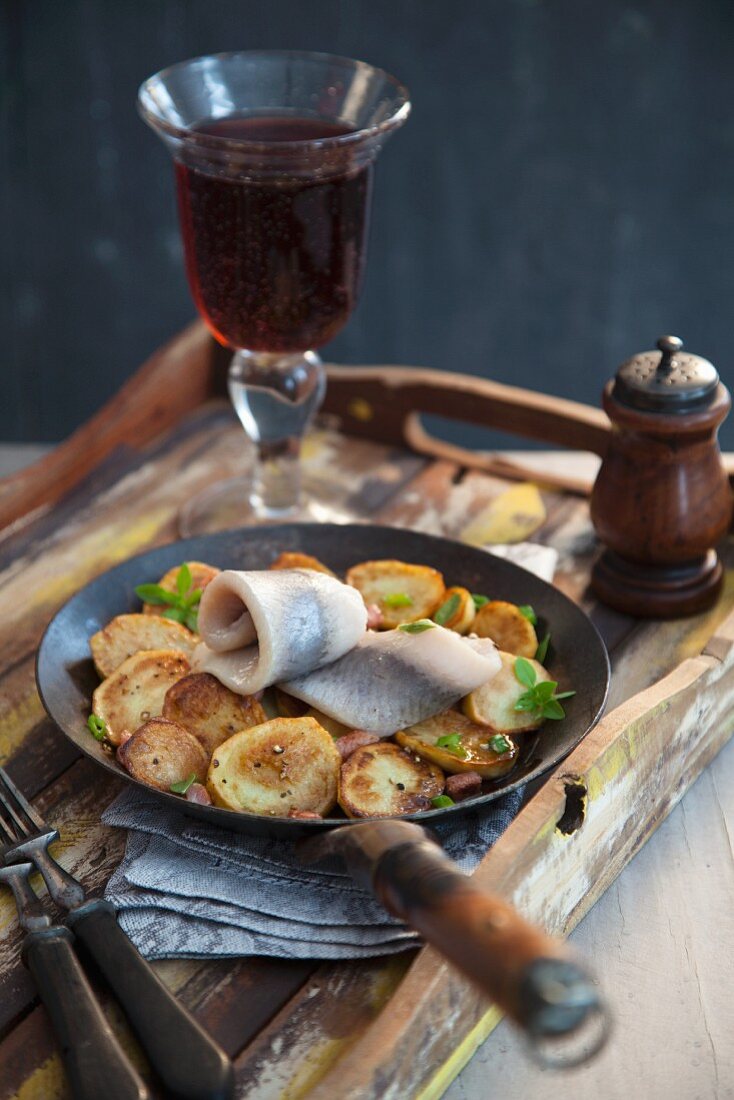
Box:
(35, 522, 610, 834)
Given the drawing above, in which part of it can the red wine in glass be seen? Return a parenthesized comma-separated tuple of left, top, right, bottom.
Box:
(175, 116, 373, 352)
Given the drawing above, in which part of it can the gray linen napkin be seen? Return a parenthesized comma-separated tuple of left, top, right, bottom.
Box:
(102, 786, 523, 960)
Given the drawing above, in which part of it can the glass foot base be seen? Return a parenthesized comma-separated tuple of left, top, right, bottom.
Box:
(178, 475, 356, 537)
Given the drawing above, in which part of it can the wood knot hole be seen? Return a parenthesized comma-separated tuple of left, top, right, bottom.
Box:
(556, 776, 588, 836)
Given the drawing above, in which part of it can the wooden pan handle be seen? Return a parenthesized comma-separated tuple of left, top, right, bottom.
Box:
(301, 821, 609, 1065)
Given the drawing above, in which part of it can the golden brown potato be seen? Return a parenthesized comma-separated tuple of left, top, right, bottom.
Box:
(117, 718, 208, 791)
(472, 600, 538, 657)
(432, 586, 476, 634)
(92, 649, 190, 745)
(269, 552, 335, 576)
(345, 560, 445, 629)
(338, 741, 444, 818)
(163, 673, 267, 758)
(142, 562, 220, 616)
(463, 651, 552, 733)
(273, 688, 308, 718)
(395, 710, 517, 780)
(90, 614, 196, 678)
(206, 717, 340, 816)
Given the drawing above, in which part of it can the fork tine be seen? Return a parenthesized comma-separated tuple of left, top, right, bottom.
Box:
(0, 767, 46, 832)
(0, 788, 26, 842)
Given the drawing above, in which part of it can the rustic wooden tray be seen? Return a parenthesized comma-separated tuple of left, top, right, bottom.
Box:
(1, 323, 733, 1099)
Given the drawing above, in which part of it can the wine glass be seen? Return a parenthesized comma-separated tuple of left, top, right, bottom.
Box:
(138, 51, 410, 533)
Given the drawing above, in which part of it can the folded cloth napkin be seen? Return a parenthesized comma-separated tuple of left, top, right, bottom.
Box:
(102, 785, 523, 960)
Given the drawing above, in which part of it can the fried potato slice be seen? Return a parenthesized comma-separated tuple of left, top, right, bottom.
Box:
(117, 718, 208, 791)
(345, 560, 445, 629)
(163, 672, 267, 758)
(269, 552, 335, 576)
(432, 586, 476, 634)
(463, 651, 552, 733)
(472, 600, 538, 657)
(90, 614, 197, 678)
(338, 741, 444, 818)
(92, 649, 190, 745)
(273, 687, 309, 718)
(395, 710, 517, 779)
(142, 561, 220, 616)
(206, 717, 340, 816)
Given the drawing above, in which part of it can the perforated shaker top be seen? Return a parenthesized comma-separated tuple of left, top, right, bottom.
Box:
(612, 335, 719, 413)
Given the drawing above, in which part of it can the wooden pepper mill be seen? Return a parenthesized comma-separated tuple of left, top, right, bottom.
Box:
(590, 335, 732, 618)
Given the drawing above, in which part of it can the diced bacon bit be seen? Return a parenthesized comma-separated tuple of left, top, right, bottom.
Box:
(288, 809, 322, 820)
(335, 729, 382, 761)
(186, 783, 212, 805)
(445, 771, 482, 802)
(366, 603, 383, 630)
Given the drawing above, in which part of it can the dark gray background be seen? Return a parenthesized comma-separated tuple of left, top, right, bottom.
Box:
(3, 0, 734, 447)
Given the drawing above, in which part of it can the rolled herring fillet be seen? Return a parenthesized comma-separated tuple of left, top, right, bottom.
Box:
(193, 569, 367, 694)
(280, 626, 502, 735)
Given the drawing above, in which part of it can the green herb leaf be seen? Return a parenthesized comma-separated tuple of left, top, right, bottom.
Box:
(176, 562, 193, 597)
(535, 633, 551, 663)
(436, 733, 468, 758)
(431, 794, 455, 809)
(514, 657, 537, 689)
(434, 592, 460, 626)
(87, 714, 107, 741)
(134, 583, 180, 606)
(514, 692, 539, 712)
(398, 619, 436, 634)
(518, 604, 537, 625)
(184, 609, 199, 633)
(541, 699, 566, 720)
(554, 691, 576, 700)
(472, 594, 489, 610)
(162, 606, 187, 625)
(183, 587, 203, 609)
(170, 773, 197, 795)
(533, 680, 558, 703)
(383, 592, 414, 609)
(488, 734, 512, 754)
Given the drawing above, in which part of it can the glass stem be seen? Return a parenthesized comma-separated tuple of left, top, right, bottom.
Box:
(228, 349, 326, 520)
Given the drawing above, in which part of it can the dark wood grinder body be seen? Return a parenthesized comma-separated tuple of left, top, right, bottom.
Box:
(590, 336, 732, 617)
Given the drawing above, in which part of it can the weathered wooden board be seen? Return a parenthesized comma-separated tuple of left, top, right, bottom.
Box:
(1, 370, 732, 1099)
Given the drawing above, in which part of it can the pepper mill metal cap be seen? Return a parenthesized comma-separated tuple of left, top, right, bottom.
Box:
(612, 335, 719, 413)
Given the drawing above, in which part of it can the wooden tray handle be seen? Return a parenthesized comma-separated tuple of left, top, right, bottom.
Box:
(301, 821, 609, 1066)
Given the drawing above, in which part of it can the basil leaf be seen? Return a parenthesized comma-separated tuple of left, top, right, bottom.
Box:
(398, 619, 436, 633)
(431, 794, 455, 809)
(170, 773, 197, 795)
(134, 583, 180, 606)
(514, 692, 539, 712)
(183, 587, 203, 609)
(184, 609, 199, 633)
(535, 634, 551, 663)
(176, 563, 192, 597)
(434, 593, 460, 626)
(518, 604, 537, 625)
(542, 699, 566, 720)
(383, 593, 414, 609)
(472, 594, 489, 610)
(87, 714, 107, 741)
(488, 734, 512, 754)
(514, 657, 537, 688)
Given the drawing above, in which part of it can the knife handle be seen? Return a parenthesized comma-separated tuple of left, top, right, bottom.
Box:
(371, 836, 609, 1063)
(68, 900, 234, 1100)
(23, 925, 150, 1100)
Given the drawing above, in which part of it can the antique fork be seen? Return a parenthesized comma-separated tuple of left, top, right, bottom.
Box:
(0, 858, 149, 1099)
(0, 767, 234, 1100)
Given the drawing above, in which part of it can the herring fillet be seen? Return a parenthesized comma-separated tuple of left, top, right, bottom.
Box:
(280, 627, 502, 734)
(193, 569, 367, 694)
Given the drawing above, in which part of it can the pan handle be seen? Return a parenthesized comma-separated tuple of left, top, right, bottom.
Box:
(301, 821, 610, 1067)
